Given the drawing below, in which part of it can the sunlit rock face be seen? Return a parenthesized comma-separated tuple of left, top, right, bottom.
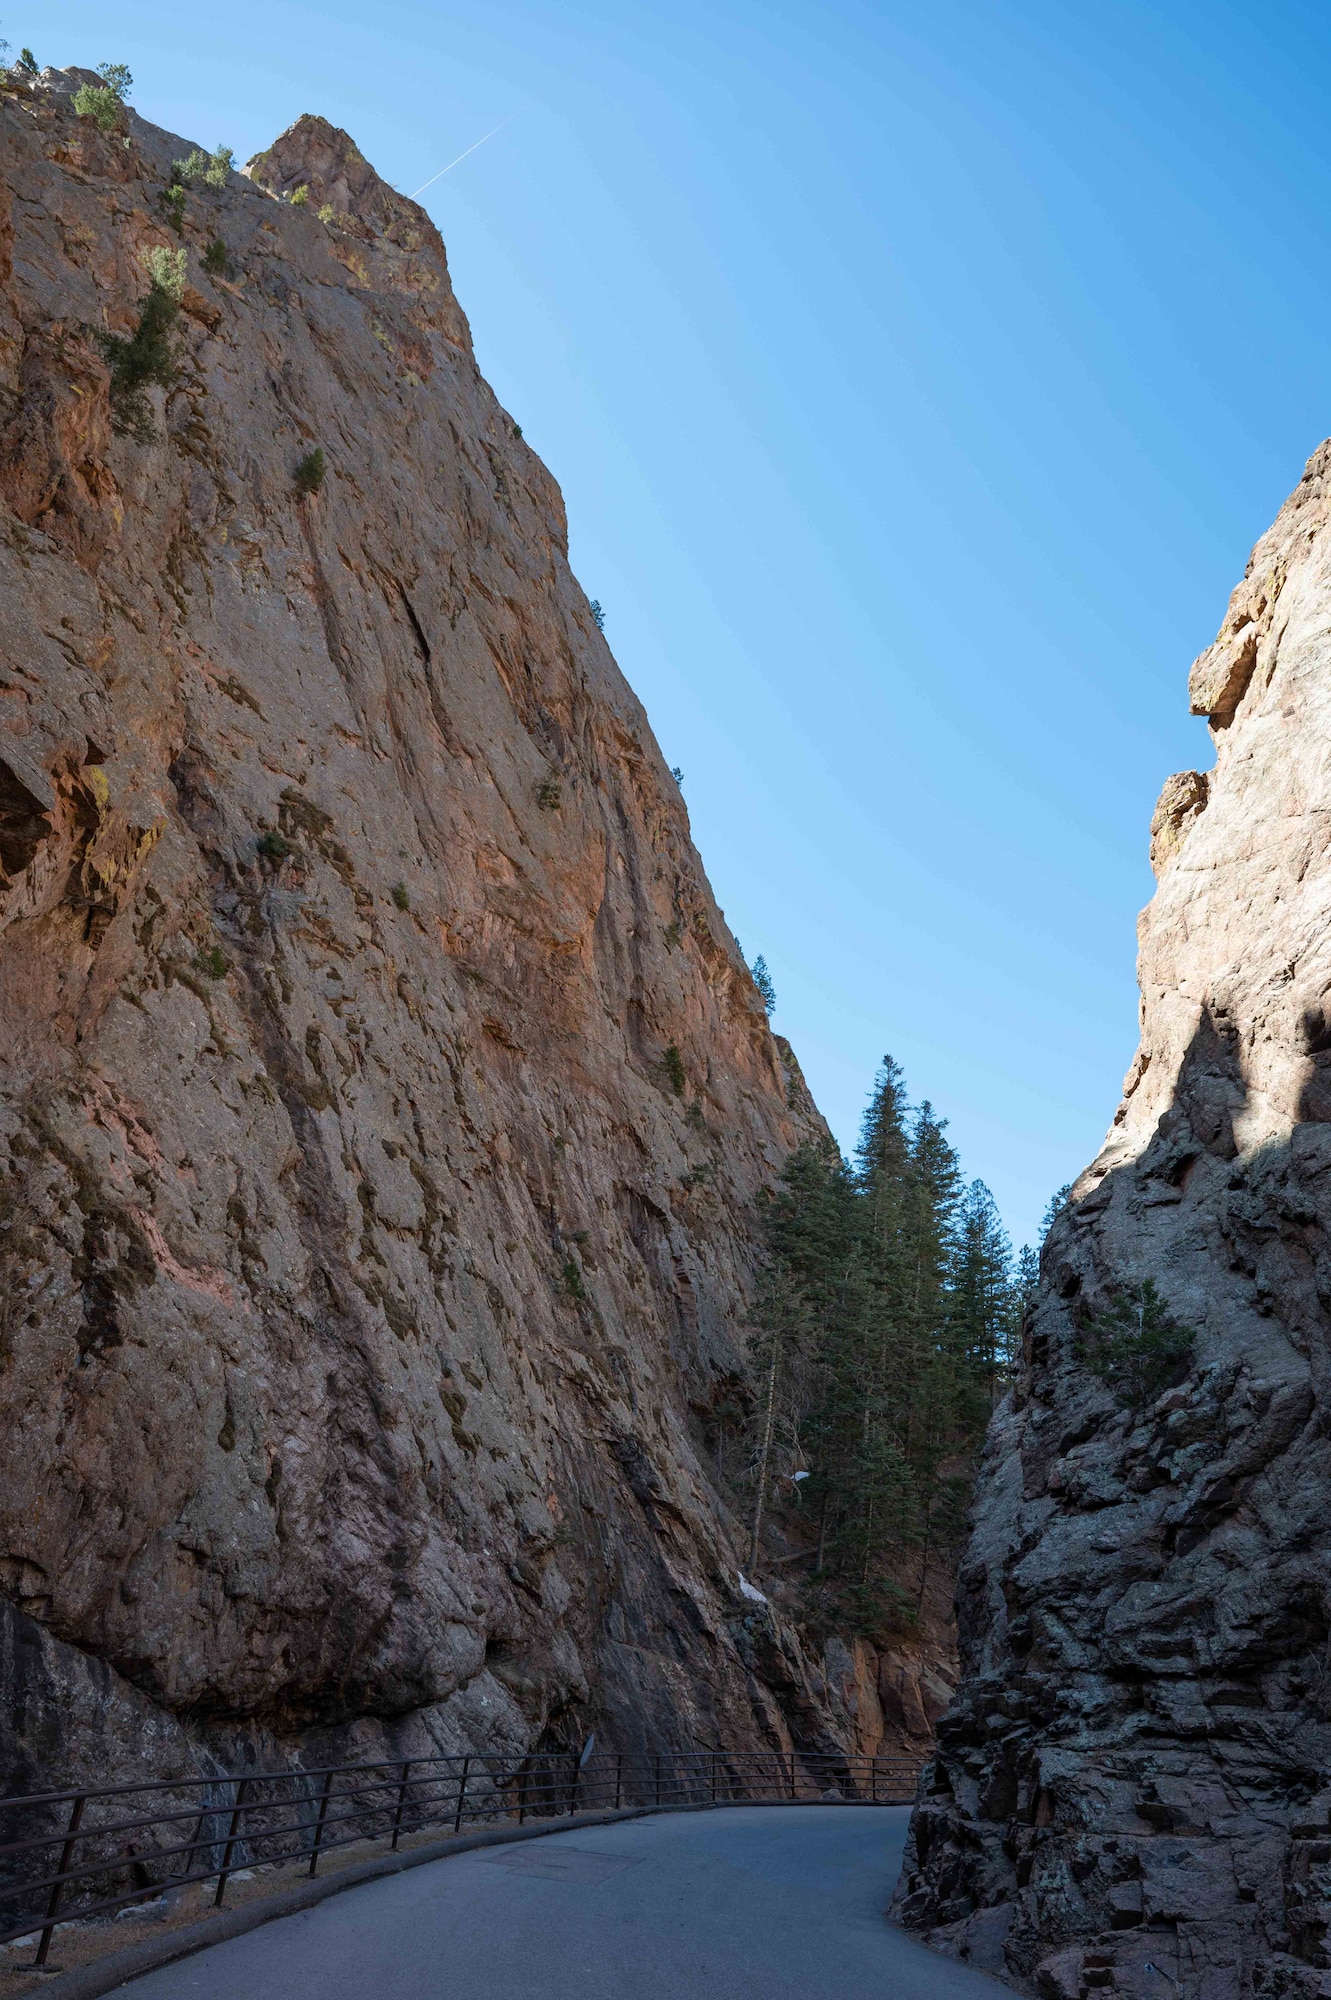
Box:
(0, 77, 859, 1789)
(893, 442, 1331, 2000)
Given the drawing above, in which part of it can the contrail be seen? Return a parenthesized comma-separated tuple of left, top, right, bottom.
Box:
(410, 116, 515, 199)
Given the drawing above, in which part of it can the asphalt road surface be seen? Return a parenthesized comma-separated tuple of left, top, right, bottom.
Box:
(118, 1805, 1009, 2000)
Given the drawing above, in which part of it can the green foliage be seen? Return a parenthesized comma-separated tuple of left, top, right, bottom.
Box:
(743, 1056, 1021, 1638)
(661, 919, 682, 949)
(670, 765, 684, 787)
(96, 254, 185, 440)
(202, 237, 231, 277)
(1012, 1240, 1039, 1323)
(96, 61, 132, 98)
(172, 149, 210, 184)
(143, 246, 187, 298)
(391, 882, 410, 910)
(166, 145, 233, 191)
(194, 945, 228, 980)
(559, 1257, 587, 1302)
(1041, 1183, 1072, 1235)
(160, 182, 187, 233)
(294, 446, 326, 495)
(17, 48, 37, 74)
(289, 184, 309, 206)
(950, 1179, 1027, 1410)
(317, 203, 337, 226)
(661, 1042, 687, 1097)
(750, 953, 776, 1015)
(512, 422, 523, 439)
(536, 778, 562, 811)
(1002, 1183, 1071, 1353)
(1078, 1279, 1193, 1407)
(73, 83, 122, 132)
(256, 829, 288, 861)
(589, 598, 605, 632)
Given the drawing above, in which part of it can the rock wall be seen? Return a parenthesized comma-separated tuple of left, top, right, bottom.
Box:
(0, 70, 869, 1793)
(894, 442, 1331, 2000)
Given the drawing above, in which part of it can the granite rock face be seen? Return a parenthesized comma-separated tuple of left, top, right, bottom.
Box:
(893, 442, 1331, 2000)
(0, 76, 858, 1791)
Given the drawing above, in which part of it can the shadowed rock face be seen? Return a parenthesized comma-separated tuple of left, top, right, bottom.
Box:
(893, 442, 1331, 2000)
(0, 77, 859, 1789)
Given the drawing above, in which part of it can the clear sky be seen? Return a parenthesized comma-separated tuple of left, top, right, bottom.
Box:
(28, 0, 1331, 1247)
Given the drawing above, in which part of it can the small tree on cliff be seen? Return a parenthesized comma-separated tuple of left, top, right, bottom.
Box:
(97, 248, 186, 440)
(73, 61, 132, 134)
(1078, 1279, 1193, 1407)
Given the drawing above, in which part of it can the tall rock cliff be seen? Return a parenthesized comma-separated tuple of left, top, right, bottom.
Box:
(894, 443, 1331, 2000)
(0, 70, 862, 1791)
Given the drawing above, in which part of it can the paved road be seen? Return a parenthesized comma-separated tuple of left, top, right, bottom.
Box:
(119, 1806, 1007, 2000)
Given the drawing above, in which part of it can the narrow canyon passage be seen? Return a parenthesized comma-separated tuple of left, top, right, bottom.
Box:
(112, 1807, 1009, 2000)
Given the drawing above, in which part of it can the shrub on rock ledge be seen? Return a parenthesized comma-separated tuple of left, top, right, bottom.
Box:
(294, 446, 326, 494)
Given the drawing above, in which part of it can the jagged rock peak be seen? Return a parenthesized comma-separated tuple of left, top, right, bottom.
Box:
(893, 438, 1331, 2000)
(247, 115, 441, 249)
(243, 114, 472, 349)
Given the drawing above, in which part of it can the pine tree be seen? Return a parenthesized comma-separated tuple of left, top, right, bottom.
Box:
(1010, 1240, 1039, 1363)
(857, 1057, 914, 1307)
(1014, 1241, 1039, 1300)
(745, 1058, 1016, 1640)
(948, 1180, 1015, 1405)
(1041, 1182, 1072, 1235)
(748, 1139, 866, 1570)
(837, 1060, 920, 1612)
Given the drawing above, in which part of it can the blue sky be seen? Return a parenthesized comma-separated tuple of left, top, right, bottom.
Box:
(30, 0, 1331, 1247)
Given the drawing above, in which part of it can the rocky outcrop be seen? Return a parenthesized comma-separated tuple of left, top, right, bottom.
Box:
(893, 441, 1331, 2000)
(0, 72, 866, 1793)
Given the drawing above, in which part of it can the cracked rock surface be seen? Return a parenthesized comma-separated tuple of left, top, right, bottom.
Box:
(0, 75, 857, 1789)
(893, 441, 1331, 2000)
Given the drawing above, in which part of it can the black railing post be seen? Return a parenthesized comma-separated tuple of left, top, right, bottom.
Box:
(710, 1752, 717, 1803)
(453, 1756, 470, 1832)
(788, 1754, 796, 1801)
(570, 1751, 579, 1816)
(308, 1769, 334, 1877)
(183, 1797, 210, 1885)
(32, 1792, 86, 1969)
(391, 1759, 411, 1850)
(654, 1754, 661, 1808)
(213, 1776, 250, 1908)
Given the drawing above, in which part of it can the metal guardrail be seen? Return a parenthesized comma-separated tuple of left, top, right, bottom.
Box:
(0, 1748, 919, 1967)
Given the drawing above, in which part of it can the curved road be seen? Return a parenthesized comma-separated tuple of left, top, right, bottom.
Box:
(118, 1806, 1008, 2000)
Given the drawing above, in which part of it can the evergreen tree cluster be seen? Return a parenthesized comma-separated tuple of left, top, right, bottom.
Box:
(746, 1056, 1030, 1636)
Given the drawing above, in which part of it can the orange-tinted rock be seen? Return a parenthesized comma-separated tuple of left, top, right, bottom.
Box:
(0, 73, 835, 1788)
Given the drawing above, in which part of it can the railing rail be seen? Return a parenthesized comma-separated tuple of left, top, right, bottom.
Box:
(0, 1748, 919, 1964)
